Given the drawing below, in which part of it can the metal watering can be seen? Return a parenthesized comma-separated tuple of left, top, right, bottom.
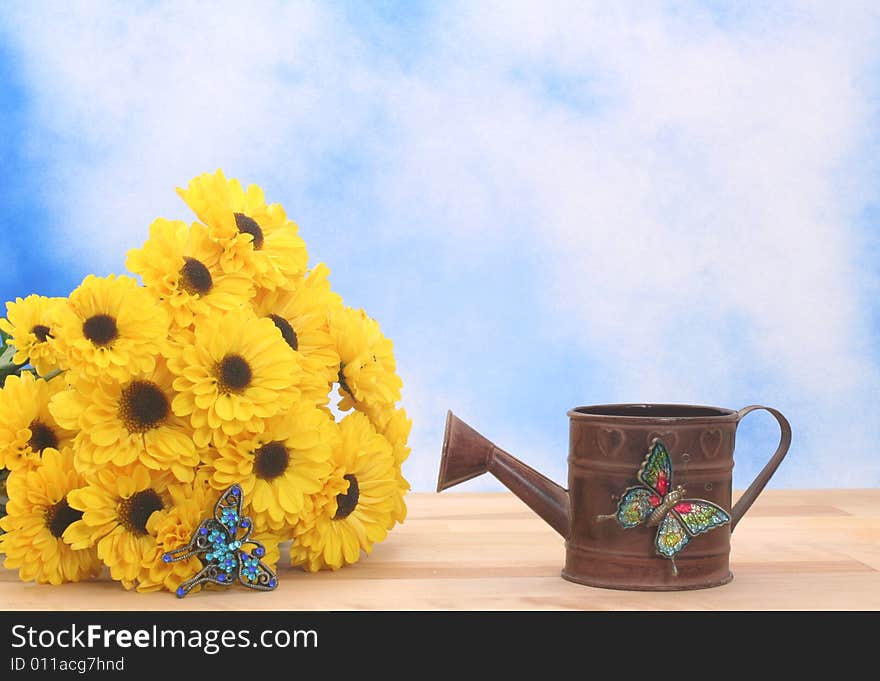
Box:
(437, 404, 791, 591)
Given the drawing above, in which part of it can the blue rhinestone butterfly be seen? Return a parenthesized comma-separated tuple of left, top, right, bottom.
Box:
(162, 484, 278, 598)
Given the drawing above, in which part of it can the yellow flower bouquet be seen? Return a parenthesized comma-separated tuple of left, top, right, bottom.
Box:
(0, 170, 410, 593)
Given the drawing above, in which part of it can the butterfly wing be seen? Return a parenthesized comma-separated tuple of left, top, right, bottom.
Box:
(214, 484, 245, 531)
(637, 438, 673, 496)
(673, 500, 731, 536)
(614, 486, 662, 528)
(237, 548, 278, 592)
(655, 512, 691, 558)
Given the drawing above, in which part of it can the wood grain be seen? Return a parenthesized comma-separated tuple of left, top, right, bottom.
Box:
(2, 490, 878, 610)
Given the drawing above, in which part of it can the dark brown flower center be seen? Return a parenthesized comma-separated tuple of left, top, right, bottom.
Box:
(217, 354, 253, 393)
(28, 420, 59, 454)
(268, 314, 298, 351)
(179, 257, 213, 295)
(234, 213, 265, 250)
(31, 324, 52, 342)
(253, 441, 290, 480)
(45, 497, 83, 538)
(120, 489, 164, 536)
(334, 474, 360, 519)
(82, 314, 118, 347)
(119, 380, 169, 433)
(337, 365, 352, 396)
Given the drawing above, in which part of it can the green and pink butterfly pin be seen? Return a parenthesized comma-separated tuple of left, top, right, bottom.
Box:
(598, 438, 731, 575)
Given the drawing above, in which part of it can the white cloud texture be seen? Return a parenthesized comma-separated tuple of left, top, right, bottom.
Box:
(2, 1, 878, 490)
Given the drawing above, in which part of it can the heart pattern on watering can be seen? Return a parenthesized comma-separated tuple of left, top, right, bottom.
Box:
(596, 427, 624, 458)
(647, 430, 679, 451)
(700, 428, 723, 459)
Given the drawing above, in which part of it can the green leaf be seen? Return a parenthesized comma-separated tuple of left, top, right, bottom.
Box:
(0, 332, 23, 385)
(0, 344, 15, 366)
(0, 365, 19, 386)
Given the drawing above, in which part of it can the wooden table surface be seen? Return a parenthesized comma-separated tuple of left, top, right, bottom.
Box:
(2, 490, 878, 610)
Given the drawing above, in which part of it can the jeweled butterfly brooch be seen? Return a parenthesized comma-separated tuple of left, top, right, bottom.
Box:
(597, 438, 730, 575)
(162, 484, 278, 597)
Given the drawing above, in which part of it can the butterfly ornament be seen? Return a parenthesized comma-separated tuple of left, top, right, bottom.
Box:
(162, 484, 278, 597)
(597, 438, 730, 576)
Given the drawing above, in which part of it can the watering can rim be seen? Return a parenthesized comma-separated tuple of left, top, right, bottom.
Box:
(568, 403, 738, 423)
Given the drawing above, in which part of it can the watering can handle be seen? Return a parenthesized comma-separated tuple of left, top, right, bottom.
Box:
(730, 405, 792, 531)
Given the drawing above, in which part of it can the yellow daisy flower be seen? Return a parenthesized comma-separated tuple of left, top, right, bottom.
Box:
(136, 477, 214, 592)
(52, 274, 169, 383)
(0, 372, 75, 471)
(126, 219, 254, 330)
(390, 471, 410, 525)
(167, 307, 303, 449)
(252, 263, 342, 406)
(201, 403, 335, 532)
(49, 361, 197, 482)
(289, 412, 398, 571)
(65, 463, 174, 589)
(330, 306, 402, 412)
(0, 294, 65, 377)
(0, 448, 101, 585)
(351, 401, 411, 525)
(358, 402, 412, 465)
(177, 169, 308, 291)
(373, 406, 412, 525)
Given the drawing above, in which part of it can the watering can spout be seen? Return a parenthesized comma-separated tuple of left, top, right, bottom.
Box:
(437, 411, 570, 538)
